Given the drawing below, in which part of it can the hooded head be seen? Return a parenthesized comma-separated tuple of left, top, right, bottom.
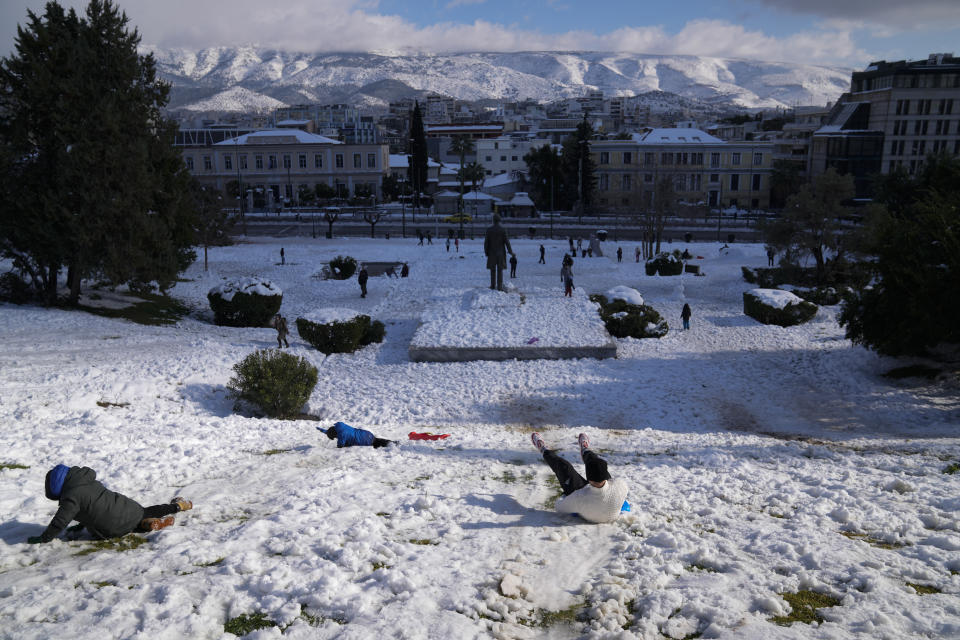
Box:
(45, 464, 70, 500)
(493, 214, 501, 225)
(585, 457, 611, 484)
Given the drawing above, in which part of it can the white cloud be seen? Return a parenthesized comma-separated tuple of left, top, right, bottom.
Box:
(445, 0, 487, 8)
(748, 0, 960, 29)
(2, 0, 866, 66)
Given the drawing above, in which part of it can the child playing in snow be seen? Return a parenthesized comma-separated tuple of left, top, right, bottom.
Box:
(530, 433, 628, 523)
(318, 422, 395, 448)
(28, 465, 192, 543)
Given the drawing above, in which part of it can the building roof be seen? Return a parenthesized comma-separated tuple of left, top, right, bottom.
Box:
(389, 154, 442, 169)
(631, 128, 724, 145)
(214, 129, 342, 146)
(483, 172, 521, 189)
(508, 192, 535, 206)
(433, 190, 501, 201)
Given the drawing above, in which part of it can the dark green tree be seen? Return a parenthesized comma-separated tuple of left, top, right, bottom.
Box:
(192, 182, 233, 272)
(524, 145, 565, 211)
(840, 154, 960, 356)
(561, 116, 596, 220)
(381, 173, 401, 202)
(0, 0, 195, 304)
(408, 102, 429, 204)
(769, 159, 805, 209)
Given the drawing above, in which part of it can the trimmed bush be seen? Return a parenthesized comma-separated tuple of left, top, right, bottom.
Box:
(329, 255, 358, 280)
(296, 314, 385, 354)
(227, 349, 318, 418)
(790, 286, 843, 306)
(645, 250, 684, 276)
(743, 289, 817, 327)
(208, 278, 282, 327)
(590, 294, 669, 339)
(0, 272, 33, 304)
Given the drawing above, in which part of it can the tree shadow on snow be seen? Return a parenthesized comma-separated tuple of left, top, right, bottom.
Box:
(179, 383, 235, 417)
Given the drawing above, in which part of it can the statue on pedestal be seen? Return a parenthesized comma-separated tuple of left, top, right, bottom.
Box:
(484, 214, 514, 291)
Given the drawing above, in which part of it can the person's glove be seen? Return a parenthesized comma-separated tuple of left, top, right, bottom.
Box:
(26, 536, 43, 544)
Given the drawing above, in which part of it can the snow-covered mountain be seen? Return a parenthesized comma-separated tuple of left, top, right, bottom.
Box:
(147, 47, 851, 114)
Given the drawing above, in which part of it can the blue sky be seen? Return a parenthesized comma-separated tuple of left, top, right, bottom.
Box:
(3, 0, 959, 68)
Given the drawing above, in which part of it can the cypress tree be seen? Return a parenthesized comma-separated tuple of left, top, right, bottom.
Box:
(408, 102, 429, 203)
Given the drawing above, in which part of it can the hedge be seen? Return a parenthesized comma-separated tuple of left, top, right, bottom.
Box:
(645, 250, 684, 276)
(226, 349, 318, 418)
(208, 279, 282, 327)
(743, 289, 818, 327)
(329, 255, 358, 280)
(590, 294, 668, 339)
(296, 314, 385, 354)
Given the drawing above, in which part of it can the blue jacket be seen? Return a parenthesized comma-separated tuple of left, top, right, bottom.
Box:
(329, 421, 376, 447)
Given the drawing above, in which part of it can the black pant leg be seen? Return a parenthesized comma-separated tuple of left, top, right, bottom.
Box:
(142, 503, 179, 519)
(372, 438, 394, 448)
(543, 450, 587, 496)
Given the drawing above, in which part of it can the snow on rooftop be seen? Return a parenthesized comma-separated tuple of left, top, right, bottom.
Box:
(388, 154, 441, 169)
(215, 129, 343, 145)
(483, 172, 520, 188)
(632, 128, 724, 144)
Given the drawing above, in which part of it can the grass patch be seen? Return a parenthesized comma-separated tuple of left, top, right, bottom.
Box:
(771, 590, 841, 626)
(375, 512, 390, 517)
(686, 563, 718, 573)
(371, 561, 391, 571)
(906, 582, 941, 595)
(543, 475, 563, 510)
(74, 292, 190, 326)
(408, 539, 438, 546)
(261, 448, 292, 456)
(839, 531, 909, 549)
(224, 612, 276, 636)
(90, 580, 116, 588)
(943, 463, 960, 475)
(883, 365, 941, 380)
(622, 599, 637, 630)
(96, 400, 130, 408)
(0, 463, 29, 471)
(74, 535, 148, 556)
(196, 557, 225, 567)
(519, 602, 585, 628)
(299, 604, 346, 627)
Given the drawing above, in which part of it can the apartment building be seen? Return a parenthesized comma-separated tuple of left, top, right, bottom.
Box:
(182, 129, 390, 207)
(810, 53, 960, 196)
(475, 137, 551, 177)
(591, 128, 774, 211)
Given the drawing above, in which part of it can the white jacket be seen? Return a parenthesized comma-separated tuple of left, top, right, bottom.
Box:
(555, 478, 628, 523)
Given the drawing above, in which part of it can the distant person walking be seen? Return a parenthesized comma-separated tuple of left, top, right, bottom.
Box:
(635, 246, 641, 263)
(273, 314, 289, 348)
(561, 260, 574, 297)
(401, 263, 409, 277)
(681, 303, 692, 330)
(539, 244, 546, 264)
(280, 247, 285, 265)
(766, 247, 776, 267)
(616, 247, 622, 263)
(446, 238, 451, 252)
(509, 253, 518, 278)
(455, 237, 460, 252)
(418, 230, 424, 245)
(358, 265, 369, 298)
(426, 231, 433, 245)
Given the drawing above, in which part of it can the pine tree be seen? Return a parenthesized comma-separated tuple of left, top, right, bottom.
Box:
(0, 1, 195, 304)
(524, 145, 564, 211)
(561, 116, 596, 221)
(408, 102, 429, 209)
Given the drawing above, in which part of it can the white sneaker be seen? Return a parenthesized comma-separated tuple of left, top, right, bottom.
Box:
(531, 432, 547, 453)
(578, 433, 590, 456)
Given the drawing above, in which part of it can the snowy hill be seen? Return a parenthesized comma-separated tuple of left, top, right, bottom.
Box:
(146, 48, 851, 114)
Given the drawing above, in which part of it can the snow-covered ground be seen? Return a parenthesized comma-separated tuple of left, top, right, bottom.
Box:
(1, 237, 958, 640)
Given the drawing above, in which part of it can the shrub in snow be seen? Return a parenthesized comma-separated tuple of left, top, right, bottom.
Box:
(0, 272, 32, 304)
(227, 349, 317, 419)
(296, 312, 385, 354)
(591, 294, 668, 339)
(645, 250, 684, 276)
(743, 289, 817, 327)
(329, 255, 358, 280)
(789, 286, 843, 306)
(207, 278, 282, 327)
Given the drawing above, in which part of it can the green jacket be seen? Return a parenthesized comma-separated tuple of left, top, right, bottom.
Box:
(40, 467, 144, 542)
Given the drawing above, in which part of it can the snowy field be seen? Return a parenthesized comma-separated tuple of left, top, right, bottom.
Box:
(1, 236, 958, 640)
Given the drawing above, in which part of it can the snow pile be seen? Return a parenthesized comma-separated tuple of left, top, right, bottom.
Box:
(747, 287, 802, 309)
(299, 307, 363, 325)
(605, 285, 644, 306)
(411, 286, 610, 348)
(208, 277, 281, 301)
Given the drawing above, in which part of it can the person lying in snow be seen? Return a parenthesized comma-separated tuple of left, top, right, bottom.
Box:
(28, 465, 192, 543)
(318, 422, 395, 448)
(530, 432, 628, 523)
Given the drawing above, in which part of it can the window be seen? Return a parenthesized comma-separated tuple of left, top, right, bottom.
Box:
(674, 174, 686, 191)
(203, 156, 213, 171)
(710, 152, 720, 168)
(644, 152, 655, 165)
(314, 154, 323, 168)
(485, 155, 492, 161)
(753, 152, 763, 166)
(690, 174, 701, 191)
(255, 154, 263, 169)
(240, 154, 248, 170)
(691, 152, 703, 165)
(335, 153, 344, 168)
(911, 140, 920, 155)
(500, 155, 506, 162)
(184, 156, 194, 170)
(599, 151, 610, 164)
(661, 152, 673, 165)
(511, 155, 518, 162)
(678, 153, 688, 165)
(353, 154, 362, 168)
(623, 152, 632, 164)
(268, 155, 277, 169)
(729, 174, 740, 190)
(946, 99, 954, 115)
(622, 174, 631, 191)
(367, 153, 377, 168)
(896, 100, 909, 115)
(282, 154, 291, 169)
(223, 154, 232, 170)
(644, 173, 654, 183)
(285, 184, 293, 200)
(709, 173, 719, 183)
(752, 174, 761, 191)
(731, 152, 741, 165)
(298, 154, 307, 169)
(599, 174, 609, 190)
